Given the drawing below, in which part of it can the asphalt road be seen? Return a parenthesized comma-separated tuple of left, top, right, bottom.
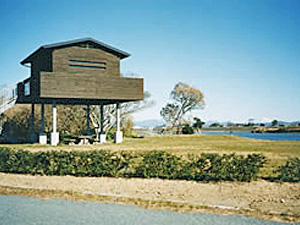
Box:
(0, 196, 296, 225)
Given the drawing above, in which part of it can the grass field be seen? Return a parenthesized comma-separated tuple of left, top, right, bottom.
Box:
(1, 134, 300, 177)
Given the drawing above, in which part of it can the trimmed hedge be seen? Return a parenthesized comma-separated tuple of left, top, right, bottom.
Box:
(275, 158, 300, 182)
(0, 148, 266, 182)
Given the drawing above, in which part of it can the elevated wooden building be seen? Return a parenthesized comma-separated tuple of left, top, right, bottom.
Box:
(17, 38, 143, 145)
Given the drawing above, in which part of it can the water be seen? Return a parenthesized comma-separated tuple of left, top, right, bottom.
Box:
(0, 196, 297, 225)
(202, 132, 300, 141)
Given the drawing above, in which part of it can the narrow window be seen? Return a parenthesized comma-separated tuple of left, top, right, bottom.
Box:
(24, 81, 30, 96)
(69, 60, 106, 70)
(69, 60, 106, 65)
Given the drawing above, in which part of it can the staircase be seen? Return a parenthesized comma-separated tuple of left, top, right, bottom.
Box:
(0, 84, 17, 135)
(0, 84, 17, 115)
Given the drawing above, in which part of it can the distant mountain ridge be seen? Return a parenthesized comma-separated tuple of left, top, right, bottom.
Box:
(274, 121, 300, 126)
(134, 119, 299, 128)
(203, 120, 300, 127)
(134, 119, 164, 128)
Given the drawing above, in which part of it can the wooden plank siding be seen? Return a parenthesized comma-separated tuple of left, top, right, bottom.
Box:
(40, 72, 143, 101)
(17, 39, 143, 105)
(28, 49, 52, 101)
(52, 46, 120, 77)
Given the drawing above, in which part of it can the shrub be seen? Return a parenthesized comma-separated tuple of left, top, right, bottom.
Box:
(275, 158, 300, 182)
(0, 148, 266, 182)
(181, 124, 194, 134)
(188, 153, 266, 182)
(134, 151, 184, 179)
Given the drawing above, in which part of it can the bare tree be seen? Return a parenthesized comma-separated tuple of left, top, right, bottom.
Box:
(1, 91, 154, 140)
(90, 91, 154, 137)
(161, 82, 205, 133)
(160, 103, 180, 128)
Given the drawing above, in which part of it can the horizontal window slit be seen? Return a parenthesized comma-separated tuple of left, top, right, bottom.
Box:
(69, 64, 106, 69)
(69, 60, 106, 65)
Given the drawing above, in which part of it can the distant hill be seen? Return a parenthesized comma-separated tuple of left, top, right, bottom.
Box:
(276, 121, 300, 126)
(204, 120, 300, 127)
(248, 121, 300, 126)
(204, 120, 232, 127)
(134, 119, 299, 128)
(134, 119, 165, 128)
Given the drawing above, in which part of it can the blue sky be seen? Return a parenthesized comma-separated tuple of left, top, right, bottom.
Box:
(0, 0, 299, 123)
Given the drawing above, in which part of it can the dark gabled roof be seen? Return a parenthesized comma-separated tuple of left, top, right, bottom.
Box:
(21, 37, 130, 65)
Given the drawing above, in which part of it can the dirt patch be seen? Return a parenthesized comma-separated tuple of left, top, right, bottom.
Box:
(0, 173, 299, 222)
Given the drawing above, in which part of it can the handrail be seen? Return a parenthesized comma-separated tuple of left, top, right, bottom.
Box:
(0, 84, 18, 115)
(0, 97, 17, 115)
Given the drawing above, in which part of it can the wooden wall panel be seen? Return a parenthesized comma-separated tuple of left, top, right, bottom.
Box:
(40, 72, 143, 101)
(52, 46, 120, 77)
(30, 49, 52, 100)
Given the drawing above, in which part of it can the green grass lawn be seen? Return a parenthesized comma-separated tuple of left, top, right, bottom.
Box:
(1, 134, 300, 177)
(120, 135, 300, 177)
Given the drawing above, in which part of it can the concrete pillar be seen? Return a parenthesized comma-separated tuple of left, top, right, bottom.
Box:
(114, 103, 123, 143)
(30, 104, 36, 143)
(51, 102, 59, 146)
(39, 104, 47, 145)
(99, 104, 106, 143)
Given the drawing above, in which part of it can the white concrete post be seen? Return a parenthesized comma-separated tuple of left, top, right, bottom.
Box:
(116, 103, 120, 132)
(53, 103, 57, 133)
(39, 104, 47, 144)
(51, 102, 59, 146)
(99, 104, 106, 143)
(114, 103, 123, 143)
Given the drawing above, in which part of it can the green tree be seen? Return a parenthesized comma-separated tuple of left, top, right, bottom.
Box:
(182, 123, 194, 134)
(192, 117, 205, 134)
(247, 118, 255, 126)
(210, 122, 223, 127)
(271, 119, 278, 127)
(160, 82, 205, 133)
(226, 122, 235, 127)
(2, 104, 87, 140)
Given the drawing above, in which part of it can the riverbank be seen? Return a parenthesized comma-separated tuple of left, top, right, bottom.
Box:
(202, 126, 300, 133)
(202, 127, 252, 132)
(0, 173, 299, 222)
(201, 131, 300, 141)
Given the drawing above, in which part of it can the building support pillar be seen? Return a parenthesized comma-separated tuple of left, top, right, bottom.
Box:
(51, 102, 59, 146)
(86, 105, 92, 135)
(114, 103, 123, 143)
(30, 104, 36, 143)
(99, 104, 106, 143)
(39, 104, 47, 144)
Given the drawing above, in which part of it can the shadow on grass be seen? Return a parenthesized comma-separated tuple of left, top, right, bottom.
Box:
(260, 176, 300, 183)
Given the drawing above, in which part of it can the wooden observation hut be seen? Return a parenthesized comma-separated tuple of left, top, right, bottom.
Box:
(17, 38, 143, 145)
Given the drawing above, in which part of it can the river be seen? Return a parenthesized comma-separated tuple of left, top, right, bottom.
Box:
(0, 196, 297, 225)
(202, 132, 300, 141)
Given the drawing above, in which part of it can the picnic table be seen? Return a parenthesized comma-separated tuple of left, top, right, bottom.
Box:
(63, 135, 94, 145)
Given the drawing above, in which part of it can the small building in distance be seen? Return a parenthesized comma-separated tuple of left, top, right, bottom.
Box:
(17, 38, 144, 145)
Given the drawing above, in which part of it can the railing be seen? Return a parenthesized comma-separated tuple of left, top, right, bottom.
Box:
(0, 84, 18, 115)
